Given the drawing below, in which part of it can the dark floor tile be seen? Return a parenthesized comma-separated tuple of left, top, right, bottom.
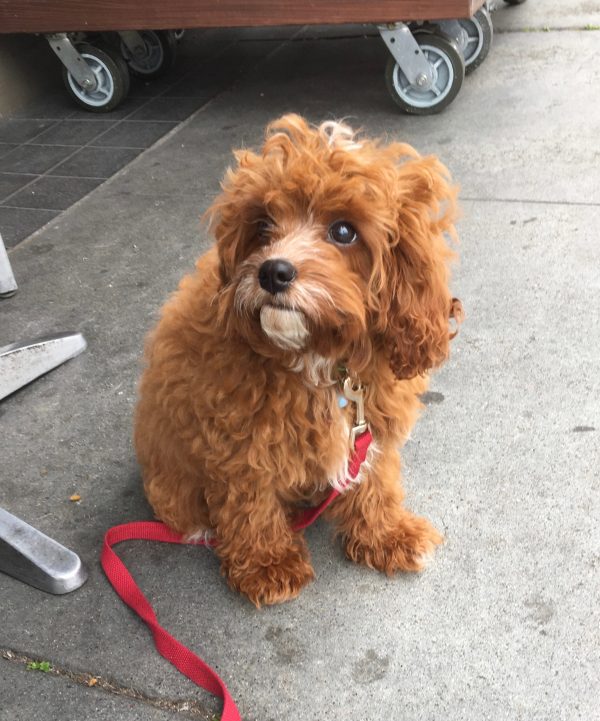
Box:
(51, 146, 141, 178)
(163, 71, 228, 100)
(7, 175, 103, 211)
(0, 119, 57, 144)
(128, 78, 167, 98)
(11, 93, 79, 120)
(0, 144, 75, 174)
(128, 71, 185, 98)
(165, 30, 237, 77)
(0, 144, 18, 159)
(66, 95, 150, 120)
(0, 173, 36, 202)
(32, 119, 115, 146)
(162, 40, 278, 99)
(0, 206, 58, 248)
(181, 27, 250, 57)
(127, 96, 204, 121)
(90, 120, 177, 148)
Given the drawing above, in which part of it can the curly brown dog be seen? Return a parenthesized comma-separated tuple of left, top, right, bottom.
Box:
(134, 114, 462, 607)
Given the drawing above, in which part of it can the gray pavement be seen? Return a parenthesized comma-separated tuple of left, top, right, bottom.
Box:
(2, 657, 185, 721)
(1, 3, 599, 720)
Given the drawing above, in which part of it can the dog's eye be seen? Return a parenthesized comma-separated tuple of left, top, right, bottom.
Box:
(256, 218, 273, 241)
(329, 220, 358, 246)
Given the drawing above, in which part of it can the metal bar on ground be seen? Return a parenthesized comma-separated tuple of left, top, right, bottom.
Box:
(0, 507, 88, 594)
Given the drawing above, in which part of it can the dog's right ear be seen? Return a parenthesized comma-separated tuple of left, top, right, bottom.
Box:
(204, 149, 263, 286)
(210, 205, 239, 286)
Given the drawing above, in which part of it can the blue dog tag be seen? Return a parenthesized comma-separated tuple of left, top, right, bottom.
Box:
(338, 395, 348, 409)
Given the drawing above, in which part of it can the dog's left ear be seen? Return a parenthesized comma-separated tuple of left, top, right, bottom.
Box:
(380, 150, 463, 380)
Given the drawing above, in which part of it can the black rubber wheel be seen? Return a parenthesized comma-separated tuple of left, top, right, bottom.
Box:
(504, 0, 527, 4)
(121, 30, 176, 79)
(460, 7, 494, 75)
(385, 32, 465, 115)
(62, 42, 130, 113)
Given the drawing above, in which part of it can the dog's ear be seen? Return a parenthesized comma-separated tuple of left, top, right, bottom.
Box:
(204, 149, 262, 285)
(379, 150, 463, 380)
(206, 115, 318, 285)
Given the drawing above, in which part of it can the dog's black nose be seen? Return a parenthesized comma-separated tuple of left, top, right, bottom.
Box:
(258, 259, 297, 295)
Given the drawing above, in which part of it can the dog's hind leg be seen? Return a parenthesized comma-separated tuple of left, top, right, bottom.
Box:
(324, 443, 442, 573)
(144, 466, 212, 538)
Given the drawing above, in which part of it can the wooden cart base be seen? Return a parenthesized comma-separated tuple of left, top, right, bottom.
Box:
(1, 1, 485, 34)
(0, 0, 508, 115)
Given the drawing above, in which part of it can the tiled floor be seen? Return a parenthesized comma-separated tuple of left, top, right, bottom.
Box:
(0, 28, 287, 248)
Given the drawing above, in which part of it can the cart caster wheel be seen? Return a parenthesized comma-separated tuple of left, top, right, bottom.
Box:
(121, 30, 176, 79)
(459, 7, 493, 75)
(385, 32, 465, 115)
(63, 42, 130, 112)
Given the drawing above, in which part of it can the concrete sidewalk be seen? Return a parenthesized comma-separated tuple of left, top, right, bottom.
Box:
(1, 2, 599, 720)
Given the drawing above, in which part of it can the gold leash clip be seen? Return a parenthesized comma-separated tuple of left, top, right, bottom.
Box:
(343, 377, 368, 443)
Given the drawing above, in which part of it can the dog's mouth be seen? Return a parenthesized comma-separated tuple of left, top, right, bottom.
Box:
(259, 304, 309, 351)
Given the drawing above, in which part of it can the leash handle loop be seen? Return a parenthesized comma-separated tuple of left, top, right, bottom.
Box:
(101, 431, 372, 721)
(101, 523, 240, 720)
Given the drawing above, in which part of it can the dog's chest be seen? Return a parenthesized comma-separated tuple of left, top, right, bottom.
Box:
(202, 354, 351, 495)
(278, 382, 351, 495)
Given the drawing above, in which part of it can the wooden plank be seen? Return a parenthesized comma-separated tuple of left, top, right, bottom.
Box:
(0, 1, 485, 35)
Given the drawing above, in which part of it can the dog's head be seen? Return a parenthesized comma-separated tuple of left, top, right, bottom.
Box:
(209, 114, 462, 379)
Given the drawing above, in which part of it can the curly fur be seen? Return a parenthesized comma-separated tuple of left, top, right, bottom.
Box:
(134, 115, 462, 607)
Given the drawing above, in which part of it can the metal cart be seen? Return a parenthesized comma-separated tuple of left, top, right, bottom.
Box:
(0, 1, 524, 114)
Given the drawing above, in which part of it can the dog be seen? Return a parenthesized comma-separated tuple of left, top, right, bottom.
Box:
(134, 114, 462, 607)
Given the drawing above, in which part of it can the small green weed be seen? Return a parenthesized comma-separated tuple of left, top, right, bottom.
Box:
(26, 661, 52, 672)
(584, 24, 600, 30)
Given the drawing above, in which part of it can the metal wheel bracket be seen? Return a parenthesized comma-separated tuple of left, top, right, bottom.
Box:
(118, 30, 148, 60)
(377, 23, 434, 90)
(434, 20, 469, 56)
(45, 33, 97, 91)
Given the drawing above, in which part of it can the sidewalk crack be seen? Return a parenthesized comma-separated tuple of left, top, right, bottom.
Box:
(496, 26, 600, 33)
(460, 196, 600, 208)
(1, 647, 215, 719)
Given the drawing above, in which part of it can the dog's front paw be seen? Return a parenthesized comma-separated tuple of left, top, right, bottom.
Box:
(224, 548, 315, 607)
(345, 513, 443, 574)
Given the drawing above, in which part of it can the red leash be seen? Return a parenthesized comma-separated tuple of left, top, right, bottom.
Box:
(101, 431, 372, 721)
